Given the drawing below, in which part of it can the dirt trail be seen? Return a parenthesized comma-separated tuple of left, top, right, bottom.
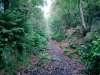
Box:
(19, 38, 84, 75)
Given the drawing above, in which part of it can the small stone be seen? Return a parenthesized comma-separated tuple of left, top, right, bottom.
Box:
(73, 70, 79, 74)
(47, 48, 50, 50)
(24, 69, 29, 73)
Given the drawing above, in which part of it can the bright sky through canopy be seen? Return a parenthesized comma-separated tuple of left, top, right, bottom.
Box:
(42, 0, 53, 17)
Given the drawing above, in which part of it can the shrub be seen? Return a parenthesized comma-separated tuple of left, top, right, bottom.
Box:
(0, 9, 48, 72)
(51, 33, 63, 42)
(36, 53, 50, 66)
(76, 37, 100, 75)
(0, 10, 27, 70)
(63, 48, 68, 54)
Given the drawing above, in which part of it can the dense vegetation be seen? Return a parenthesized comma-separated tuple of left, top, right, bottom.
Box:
(0, 0, 100, 75)
(0, 0, 48, 72)
(49, 0, 100, 74)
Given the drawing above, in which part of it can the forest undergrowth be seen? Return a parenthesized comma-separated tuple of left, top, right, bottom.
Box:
(0, 0, 100, 75)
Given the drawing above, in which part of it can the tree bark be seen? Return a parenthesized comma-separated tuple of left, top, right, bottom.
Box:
(3, 0, 9, 11)
(79, 0, 86, 29)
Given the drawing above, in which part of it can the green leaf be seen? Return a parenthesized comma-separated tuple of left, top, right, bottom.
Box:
(0, 20, 5, 24)
(2, 29, 9, 33)
(93, 53, 100, 57)
(0, 48, 3, 51)
(92, 41, 99, 45)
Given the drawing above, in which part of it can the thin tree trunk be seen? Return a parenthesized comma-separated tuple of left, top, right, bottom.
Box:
(87, 0, 91, 23)
(79, 0, 86, 29)
(3, 0, 9, 11)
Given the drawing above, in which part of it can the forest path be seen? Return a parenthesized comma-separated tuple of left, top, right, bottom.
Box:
(21, 38, 84, 75)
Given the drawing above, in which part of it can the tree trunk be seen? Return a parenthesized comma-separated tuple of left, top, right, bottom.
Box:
(3, 0, 9, 11)
(79, 0, 86, 29)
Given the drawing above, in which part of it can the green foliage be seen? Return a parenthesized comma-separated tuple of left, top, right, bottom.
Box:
(49, 0, 100, 41)
(76, 37, 100, 74)
(67, 52, 76, 59)
(49, 0, 80, 41)
(0, 10, 27, 70)
(0, 8, 47, 72)
(37, 53, 50, 66)
(63, 48, 68, 54)
(25, 29, 48, 55)
(39, 53, 50, 60)
(0, 0, 47, 74)
(52, 33, 63, 42)
(32, 32, 48, 54)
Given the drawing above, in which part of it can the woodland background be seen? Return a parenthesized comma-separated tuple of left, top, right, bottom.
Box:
(0, 0, 100, 75)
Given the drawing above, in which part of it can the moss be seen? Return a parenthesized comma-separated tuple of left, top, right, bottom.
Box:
(91, 25, 100, 32)
(85, 32, 94, 42)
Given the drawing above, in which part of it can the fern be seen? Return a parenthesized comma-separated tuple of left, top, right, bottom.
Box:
(77, 37, 100, 74)
(0, 20, 5, 24)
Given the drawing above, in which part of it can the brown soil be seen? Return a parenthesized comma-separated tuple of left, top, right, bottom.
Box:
(18, 38, 84, 75)
(0, 38, 85, 75)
